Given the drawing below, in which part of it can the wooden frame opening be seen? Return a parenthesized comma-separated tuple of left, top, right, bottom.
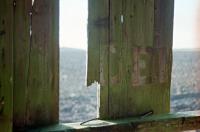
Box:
(1, 0, 200, 131)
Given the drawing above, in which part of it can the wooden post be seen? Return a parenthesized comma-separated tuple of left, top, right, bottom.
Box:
(13, 0, 32, 128)
(0, 0, 14, 131)
(26, 0, 59, 127)
(88, 0, 174, 119)
(13, 0, 59, 129)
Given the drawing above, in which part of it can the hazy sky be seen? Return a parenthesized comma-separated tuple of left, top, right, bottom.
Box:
(60, 0, 88, 49)
(59, 0, 199, 50)
(173, 0, 199, 49)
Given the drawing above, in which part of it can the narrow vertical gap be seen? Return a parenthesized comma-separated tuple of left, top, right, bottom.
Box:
(108, 0, 111, 117)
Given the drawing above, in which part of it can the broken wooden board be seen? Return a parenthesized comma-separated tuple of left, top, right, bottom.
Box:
(87, 0, 174, 119)
(87, 0, 110, 118)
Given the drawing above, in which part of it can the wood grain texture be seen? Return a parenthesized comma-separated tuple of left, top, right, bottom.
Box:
(0, 0, 13, 131)
(25, 0, 59, 127)
(98, 1, 110, 119)
(108, 0, 125, 118)
(87, 0, 110, 118)
(13, 0, 32, 128)
(88, 0, 174, 119)
(107, 0, 173, 118)
(87, 0, 101, 85)
(12, 0, 59, 129)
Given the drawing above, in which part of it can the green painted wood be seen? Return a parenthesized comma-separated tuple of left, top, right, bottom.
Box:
(98, 0, 110, 118)
(25, 0, 59, 127)
(0, 0, 13, 131)
(108, 0, 125, 118)
(29, 111, 200, 132)
(120, 0, 173, 118)
(123, 0, 170, 117)
(87, 0, 174, 119)
(87, 0, 110, 118)
(106, 0, 172, 118)
(87, 0, 100, 86)
(13, 0, 32, 129)
(125, 0, 154, 48)
(12, 0, 59, 129)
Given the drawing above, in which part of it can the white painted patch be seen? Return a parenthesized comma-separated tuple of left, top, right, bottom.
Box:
(120, 15, 124, 24)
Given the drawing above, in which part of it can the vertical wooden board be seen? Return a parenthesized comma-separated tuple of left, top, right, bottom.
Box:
(90, 0, 174, 119)
(154, 0, 174, 83)
(88, 0, 110, 118)
(154, 0, 174, 48)
(106, 0, 174, 118)
(0, 0, 13, 131)
(26, 0, 59, 126)
(87, 0, 100, 85)
(107, 0, 155, 118)
(127, 0, 174, 116)
(122, 0, 155, 117)
(108, 0, 127, 118)
(13, 0, 32, 128)
(51, 0, 59, 124)
(129, 0, 154, 47)
(98, 1, 110, 118)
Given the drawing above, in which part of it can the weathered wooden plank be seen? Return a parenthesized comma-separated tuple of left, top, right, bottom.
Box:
(154, 0, 174, 49)
(125, 0, 173, 117)
(94, 0, 174, 118)
(0, 0, 13, 131)
(87, 0, 110, 118)
(108, 0, 158, 118)
(120, 0, 155, 118)
(29, 111, 200, 132)
(87, 0, 100, 85)
(51, 0, 60, 124)
(13, 0, 32, 129)
(124, 0, 158, 117)
(98, 1, 110, 118)
(126, 0, 154, 48)
(26, 0, 59, 127)
(154, 0, 174, 85)
(108, 0, 125, 118)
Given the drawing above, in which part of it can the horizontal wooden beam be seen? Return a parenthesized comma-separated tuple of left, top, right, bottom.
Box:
(29, 111, 200, 132)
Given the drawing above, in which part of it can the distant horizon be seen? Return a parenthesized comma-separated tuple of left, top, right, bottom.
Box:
(59, 46, 200, 52)
(59, 0, 199, 50)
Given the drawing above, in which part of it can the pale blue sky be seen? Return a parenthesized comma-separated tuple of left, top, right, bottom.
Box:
(59, 0, 199, 49)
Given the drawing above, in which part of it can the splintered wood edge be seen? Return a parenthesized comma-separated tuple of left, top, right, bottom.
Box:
(29, 110, 200, 132)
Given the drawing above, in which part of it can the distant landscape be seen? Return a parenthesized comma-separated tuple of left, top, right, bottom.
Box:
(59, 48, 200, 123)
(59, 48, 97, 123)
